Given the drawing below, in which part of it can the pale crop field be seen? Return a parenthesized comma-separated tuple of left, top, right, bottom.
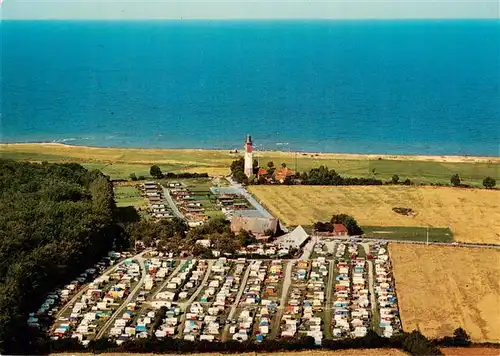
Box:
(248, 185, 500, 244)
(390, 244, 500, 342)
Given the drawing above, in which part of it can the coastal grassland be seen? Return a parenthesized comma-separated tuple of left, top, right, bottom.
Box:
(114, 186, 144, 208)
(390, 244, 500, 342)
(362, 226, 453, 242)
(248, 185, 500, 244)
(1, 143, 499, 185)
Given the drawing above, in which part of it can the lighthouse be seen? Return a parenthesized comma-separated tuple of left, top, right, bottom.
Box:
(244, 135, 253, 177)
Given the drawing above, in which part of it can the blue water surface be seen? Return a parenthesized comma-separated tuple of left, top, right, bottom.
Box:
(2, 20, 499, 155)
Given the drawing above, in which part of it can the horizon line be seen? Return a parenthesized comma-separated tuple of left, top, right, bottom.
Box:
(2, 17, 500, 22)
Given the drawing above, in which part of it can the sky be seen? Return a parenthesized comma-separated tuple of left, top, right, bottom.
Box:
(1, 0, 499, 20)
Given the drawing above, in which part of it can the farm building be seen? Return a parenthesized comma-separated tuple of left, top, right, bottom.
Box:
(276, 225, 309, 249)
(273, 167, 295, 183)
(333, 224, 349, 236)
(230, 211, 279, 236)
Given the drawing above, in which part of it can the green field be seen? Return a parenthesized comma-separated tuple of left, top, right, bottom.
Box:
(114, 186, 144, 208)
(362, 226, 454, 242)
(1, 143, 499, 185)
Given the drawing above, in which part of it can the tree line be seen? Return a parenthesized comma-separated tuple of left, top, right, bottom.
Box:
(0, 160, 119, 355)
(230, 158, 498, 189)
(143, 165, 209, 180)
(34, 328, 480, 355)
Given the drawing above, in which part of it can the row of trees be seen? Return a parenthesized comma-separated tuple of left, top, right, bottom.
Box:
(130, 165, 210, 181)
(35, 328, 469, 355)
(450, 174, 496, 189)
(0, 160, 118, 354)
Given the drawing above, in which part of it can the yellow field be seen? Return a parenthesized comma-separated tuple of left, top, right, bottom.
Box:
(390, 244, 500, 342)
(440, 347, 500, 356)
(248, 185, 500, 244)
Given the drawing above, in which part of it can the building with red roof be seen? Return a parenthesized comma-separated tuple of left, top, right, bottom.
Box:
(257, 167, 268, 179)
(273, 167, 295, 183)
(333, 224, 349, 236)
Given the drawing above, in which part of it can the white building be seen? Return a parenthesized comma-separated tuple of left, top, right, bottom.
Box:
(276, 225, 309, 249)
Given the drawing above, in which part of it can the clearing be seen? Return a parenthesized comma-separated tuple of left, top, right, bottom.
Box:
(390, 244, 500, 342)
(114, 186, 144, 208)
(248, 185, 500, 244)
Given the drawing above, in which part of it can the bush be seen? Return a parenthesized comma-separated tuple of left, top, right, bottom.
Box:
(450, 174, 461, 187)
(483, 176, 496, 189)
(150, 165, 163, 179)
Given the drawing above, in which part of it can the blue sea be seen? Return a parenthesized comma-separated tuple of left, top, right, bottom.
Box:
(1, 20, 499, 156)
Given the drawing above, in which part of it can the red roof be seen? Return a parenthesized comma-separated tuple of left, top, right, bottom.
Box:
(257, 168, 268, 177)
(333, 224, 348, 233)
(274, 168, 295, 181)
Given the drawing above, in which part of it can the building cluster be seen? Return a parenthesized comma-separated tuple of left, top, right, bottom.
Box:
(141, 181, 173, 219)
(280, 258, 327, 345)
(169, 184, 209, 227)
(371, 243, 402, 338)
(42, 235, 405, 346)
(51, 255, 140, 345)
(181, 258, 249, 342)
(210, 186, 252, 219)
(332, 242, 370, 339)
(153, 259, 205, 338)
(230, 260, 283, 342)
(156, 259, 199, 303)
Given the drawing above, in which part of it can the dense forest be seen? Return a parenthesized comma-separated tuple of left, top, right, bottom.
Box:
(0, 160, 118, 354)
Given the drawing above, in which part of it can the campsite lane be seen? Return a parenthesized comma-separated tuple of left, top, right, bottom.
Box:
(96, 255, 147, 339)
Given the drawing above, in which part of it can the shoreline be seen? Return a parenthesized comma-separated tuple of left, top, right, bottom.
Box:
(1, 142, 499, 164)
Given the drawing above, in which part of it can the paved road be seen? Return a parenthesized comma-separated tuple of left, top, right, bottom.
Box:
(366, 261, 377, 314)
(161, 186, 186, 221)
(323, 260, 335, 338)
(96, 255, 147, 339)
(150, 260, 185, 300)
(55, 251, 149, 320)
(300, 236, 318, 260)
(312, 235, 500, 250)
(270, 260, 293, 338)
(176, 260, 214, 337)
(362, 244, 378, 327)
(222, 264, 252, 341)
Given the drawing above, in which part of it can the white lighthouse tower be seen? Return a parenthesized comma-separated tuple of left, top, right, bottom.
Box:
(244, 135, 253, 177)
